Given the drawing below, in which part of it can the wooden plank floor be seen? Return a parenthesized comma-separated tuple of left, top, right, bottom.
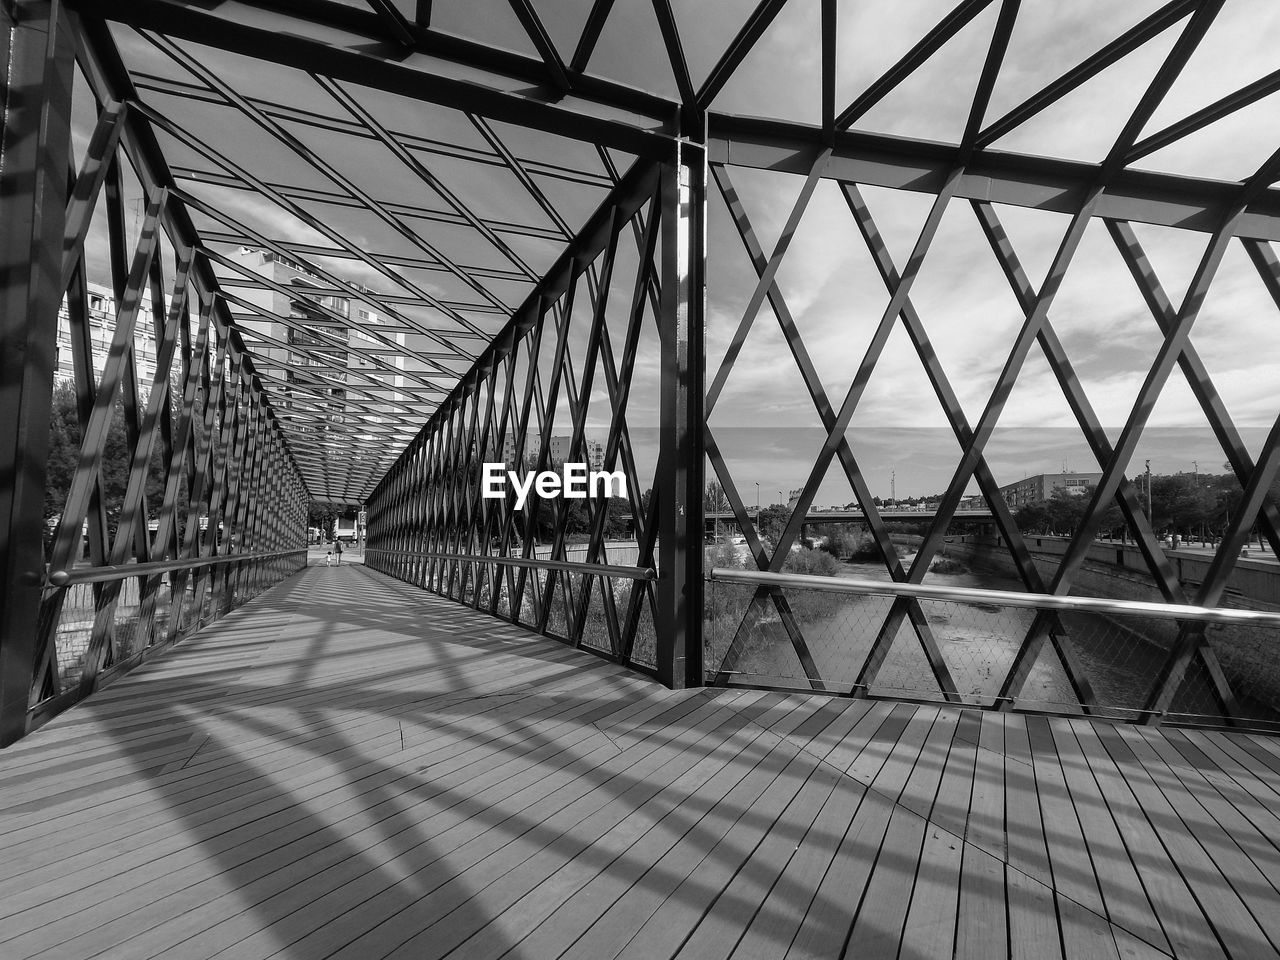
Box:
(3, 562, 1280, 960)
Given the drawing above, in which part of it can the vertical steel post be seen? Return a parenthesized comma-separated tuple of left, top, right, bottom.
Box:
(0, 0, 74, 746)
(655, 137, 705, 688)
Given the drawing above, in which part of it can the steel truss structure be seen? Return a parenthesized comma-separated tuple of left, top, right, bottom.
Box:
(1, 2, 307, 745)
(705, 161, 1280, 723)
(5, 0, 1280, 741)
(365, 154, 705, 686)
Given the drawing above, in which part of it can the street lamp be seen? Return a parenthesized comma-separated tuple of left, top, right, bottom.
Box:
(755, 482, 760, 515)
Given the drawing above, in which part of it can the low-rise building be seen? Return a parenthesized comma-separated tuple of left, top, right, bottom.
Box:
(999, 472, 1102, 509)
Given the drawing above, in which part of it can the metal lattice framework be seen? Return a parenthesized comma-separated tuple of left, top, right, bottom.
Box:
(5, 0, 1280, 741)
(1, 2, 310, 745)
(704, 160, 1280, 722)
(366, 162, 683, 677)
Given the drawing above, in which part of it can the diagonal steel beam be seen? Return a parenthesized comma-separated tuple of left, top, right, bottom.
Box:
(1109, 221, 1280, 558)
(958, 0, 1019, 162)
(910, 192, 1102, 587)
(1128, 67, 1280, 165)
(59, 100, 126, 291)
(315, 75, 539, 282)
(903, 192, 1105, 710)
(976, 0, 1196, 150)
(974, 203, 1182, 600)
(86, 1, 675, 155)
(835, 0, 995, 131)
(136, 100, 487, 355)
(142, 32, 506, 324)
(1049, 210, 1245, 593)
(651, 0, 697, 123)
(774, 172, 964, 568)
(706, 148, 830, 413)
(366, 0, 415, 47)
(172, 165, 566, 242)
(0, 0, 75, 744)
(570, 0, 616, 74)
(1099, 0, 1224, 181)
(506, 0, 569, 93)
(696, 0, 789, 110)
(47, 189, 168, 577)
(710, 164, 957, 697)
(1144, 407, 1280, 719)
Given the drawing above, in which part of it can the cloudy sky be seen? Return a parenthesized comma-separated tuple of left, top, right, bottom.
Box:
(77, 1, 1280, 505)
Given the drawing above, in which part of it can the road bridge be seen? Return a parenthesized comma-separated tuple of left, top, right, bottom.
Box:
(706, 507, 997, 533)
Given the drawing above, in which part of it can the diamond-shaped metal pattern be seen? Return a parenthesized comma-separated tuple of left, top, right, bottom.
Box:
(7, 0, 1280, 744)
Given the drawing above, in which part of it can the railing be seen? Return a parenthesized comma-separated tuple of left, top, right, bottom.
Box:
(365, 548, 656, 581)
(366, 547, 661, 673)
(47, 548, 307, 585)
(706, 567, 1280, 732)
(30, 548, 308, 730)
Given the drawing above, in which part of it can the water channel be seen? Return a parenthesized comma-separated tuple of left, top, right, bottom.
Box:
(711, 553, 1263, 722)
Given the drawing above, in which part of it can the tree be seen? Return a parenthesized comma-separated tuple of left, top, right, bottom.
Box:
(1014, 500, 1052, 535)
(603, 497, 631, 538)
(44, 379, 171, 554)
(817, 527, 859, 559)
(755, 503, 789, 544)
(1149, 473, 1215, 538)
(45, 380, 85, 525)
(307, 501, 351, 539)
(704, 480, 727, 512)
(1014, 485, 1120, 539)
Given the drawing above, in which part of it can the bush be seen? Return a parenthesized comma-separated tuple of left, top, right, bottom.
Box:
(782, 545, 840, 577)
(781, 546, 846, 621)
(704, 541, 742, 571)
(929, 556, 968, 575)
(819, 529, 882, 562)
(819, 529, 856, 559)
(890, 533, 924, 552)
(704, 541, 749, 627)
(849, 535, 882, 561)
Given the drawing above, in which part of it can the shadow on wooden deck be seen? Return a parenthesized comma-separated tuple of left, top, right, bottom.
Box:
(2, 563, 1280, 959)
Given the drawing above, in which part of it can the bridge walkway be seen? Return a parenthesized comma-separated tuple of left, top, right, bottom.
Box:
(2, 563, 1280, 959)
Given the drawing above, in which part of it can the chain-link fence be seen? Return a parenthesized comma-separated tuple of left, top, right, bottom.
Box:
(706, 568, 1280, 731)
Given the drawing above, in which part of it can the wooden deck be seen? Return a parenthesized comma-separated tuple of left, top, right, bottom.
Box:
(3, 563, 1280, 959)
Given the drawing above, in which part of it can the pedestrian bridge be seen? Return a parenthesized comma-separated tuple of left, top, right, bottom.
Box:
(7, 2, 1280, 957)
(6, 560, 1280, 960)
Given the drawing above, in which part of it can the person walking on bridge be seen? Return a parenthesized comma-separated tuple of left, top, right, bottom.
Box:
(334, 539, 344, 566)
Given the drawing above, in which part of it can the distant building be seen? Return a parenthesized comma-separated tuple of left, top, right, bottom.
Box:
(230, 247, 406, 439)
(999, 472, 1102, 509)
(55, 280, 162, 399)
(500, 434, 605, 470)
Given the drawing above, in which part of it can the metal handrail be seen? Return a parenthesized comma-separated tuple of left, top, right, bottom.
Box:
(47, 548, 307, 587)
(708, 567, 1280, 628)
(366, 546, 657, 581)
